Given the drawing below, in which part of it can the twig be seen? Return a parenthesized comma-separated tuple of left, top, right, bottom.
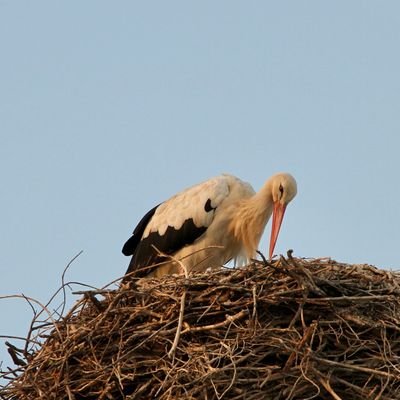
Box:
(318, 377, 342, 400)
(168, 289, 186, 359)
(181, 310, 249, 334)
(314, 357, 396, 378)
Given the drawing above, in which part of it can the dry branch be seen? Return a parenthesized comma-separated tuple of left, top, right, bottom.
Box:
(1, 255, 400, 399)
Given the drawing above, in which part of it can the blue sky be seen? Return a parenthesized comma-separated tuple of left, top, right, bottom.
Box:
(1, 1, 399, 373)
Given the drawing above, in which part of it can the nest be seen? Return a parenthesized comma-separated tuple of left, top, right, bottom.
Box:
(1, 253, 400, 399)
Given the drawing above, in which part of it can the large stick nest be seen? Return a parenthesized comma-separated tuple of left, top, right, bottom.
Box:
(1, 254, 400, 399)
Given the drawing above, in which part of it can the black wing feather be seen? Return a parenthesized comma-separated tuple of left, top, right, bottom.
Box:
(123, 213, 209, 278)
(122, 204, 160, 256)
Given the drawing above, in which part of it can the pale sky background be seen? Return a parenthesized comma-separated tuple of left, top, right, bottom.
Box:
(1, 1, 399, 374)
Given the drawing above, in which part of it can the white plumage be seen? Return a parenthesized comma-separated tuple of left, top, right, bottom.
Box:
(142, 175, 239, 237)
(122, 173, 297, 279)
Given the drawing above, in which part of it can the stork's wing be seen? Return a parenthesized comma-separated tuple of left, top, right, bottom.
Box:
(122, 204, 160, 256)
(122, 175, 236, 277)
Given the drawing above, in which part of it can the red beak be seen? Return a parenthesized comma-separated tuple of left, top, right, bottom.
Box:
(269, 202, 287, 259)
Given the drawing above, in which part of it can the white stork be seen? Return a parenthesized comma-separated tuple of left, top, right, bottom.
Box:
(122, 173, 297, 278)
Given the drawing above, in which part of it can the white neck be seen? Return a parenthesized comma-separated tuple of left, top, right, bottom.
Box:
(229, 181, 274, 259)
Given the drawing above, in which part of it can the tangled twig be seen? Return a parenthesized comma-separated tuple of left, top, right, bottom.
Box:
(1, 256, 400, 400)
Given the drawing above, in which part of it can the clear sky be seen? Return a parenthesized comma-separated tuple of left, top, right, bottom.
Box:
(1, 1, 399, 373)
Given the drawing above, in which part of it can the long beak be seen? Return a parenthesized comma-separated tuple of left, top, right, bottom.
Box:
(269, 202, 287, 259)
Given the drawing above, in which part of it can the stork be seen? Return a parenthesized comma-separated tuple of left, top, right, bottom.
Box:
(122, 173, 297, 279)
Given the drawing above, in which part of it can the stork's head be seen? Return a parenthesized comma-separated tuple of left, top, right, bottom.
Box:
(269, 173, 297, 259)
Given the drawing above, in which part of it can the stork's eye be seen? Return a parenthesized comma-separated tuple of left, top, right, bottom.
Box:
(279, 184, 284, 198)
